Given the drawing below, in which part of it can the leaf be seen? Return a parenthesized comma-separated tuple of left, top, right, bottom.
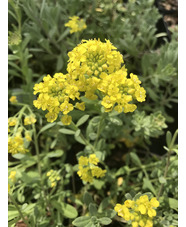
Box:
(168, 198, 178, 210)
(105, 209, 116, 219)
(108, 117, 123, 126)
(50, 138, 57, 149)
(98, 217, 112, 225)
(38, 122, 56, 135)
(72, 216, 91, 226)
(95, 151, 103, 161)
(83, 192, 94, 206)
(166, 131, 172, 148)
(8, 205, 19, 221)
(57, 29, 70, 42)
(129, 152, 142, 167)
(89, 203, 97, 216)
(125, 193, 132, 200)
(76, 115, 90, 127)
(74, 133, 86, 145)
(143, 178, 156, 195)
(12, 153, 26, 159)
(8, 54, 20, 61)
(61, 202, 78, 219)
(59, 128, 75, 135)
(159, 176, 167, 184)
(75, 129, 81, 137)
(21, 203, 36, 213)
(93, 179, 104, 190)
(47, 149, 64, 158)
(56, 54, 64, 71)
(98, 198, 109, 212)
(89, 132, 97, 141)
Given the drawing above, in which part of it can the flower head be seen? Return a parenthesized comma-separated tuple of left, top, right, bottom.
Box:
(33, 39, 146, 120)
(46, 169, 60, 188)
(77, 154, 106, 183)
(9, 96, 18, 104)
(33, 73, 81, 123)
(114, 195, 159, 227)
(8, 117, 18, 127)
(8, 133, 29, 155)
(67, 39, 123, 80)
(24, 114, 37, 125)
(65, 16, 87, 34)
(9, 171, 16, 182)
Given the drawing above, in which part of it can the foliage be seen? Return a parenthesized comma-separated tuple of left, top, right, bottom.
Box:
(8, 0, 178, 226)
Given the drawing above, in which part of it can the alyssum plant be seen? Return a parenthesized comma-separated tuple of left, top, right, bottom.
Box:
(8, 38, 177, 227)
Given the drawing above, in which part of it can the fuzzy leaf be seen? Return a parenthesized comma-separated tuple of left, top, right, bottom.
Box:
(72, 216, 91, 226)
(76, 115, 90, 127)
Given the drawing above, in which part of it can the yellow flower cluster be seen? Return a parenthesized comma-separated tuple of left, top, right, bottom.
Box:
(46, 169, 60, 188)
(114, 195, 159, 227)
(67, 39, 146, 112)
(8, 171, 17, 193)
(8, 132, 29, 155)
(33, 39, 146, 122)
(24, 114, 37, 125)
(8, 117, 18, 127)
(9, 171, 16, 183)
(65, 16, 87, 34)
(9, 96, 18, 104)
(33, 73, 84, 124)
(8, 116, 32, 154)
(77, 154, 106, 183)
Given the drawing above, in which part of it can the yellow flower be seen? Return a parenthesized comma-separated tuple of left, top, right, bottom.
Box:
(46, 169, 60, 188)
(9, 96, 18, 104)
(150, 197, 159, 208)
(33, 39, 146, 117)
(65, 16, 87, 34)
(88, 154, 99, 165)
(91, 166, 106, 178)
(60, 101, 74, 115)
(114, 195, 159, 227)
(24, 115, 37, 125)
(77, 154, 106, 183)
(33, 73, 80, 123)
(114, 204, 125, 218)
(79, 156, 89, 166)
(67, 39, 123, 80)
(8, 117, 17, 127)
(8, 134, 29, 154)
(75, 102, 85, 111)
(9, 171, 16, 182)
(132, 222, 139, 227)
(25, 131, 32, 141)
(61, 115, 72, 125)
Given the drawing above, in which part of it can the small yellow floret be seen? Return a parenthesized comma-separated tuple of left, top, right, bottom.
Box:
(65, 16, 87, 34)
(61, 115, 72, 125)
(9, 96, 18, 104)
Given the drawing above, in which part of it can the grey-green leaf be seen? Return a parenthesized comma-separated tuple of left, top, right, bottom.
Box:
(98, 217, 112, 225)
(72, 216, 91, 226)
(76, 115, 90, 127)
(59, 128, 75, 135)
(83, 192, 94, 206)
(129, 152, 142, 167)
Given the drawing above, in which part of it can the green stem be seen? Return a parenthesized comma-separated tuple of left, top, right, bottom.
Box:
(9, 193, 30, 227)
(32, 123, 42, 178)
(94, 113, 106, 148)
